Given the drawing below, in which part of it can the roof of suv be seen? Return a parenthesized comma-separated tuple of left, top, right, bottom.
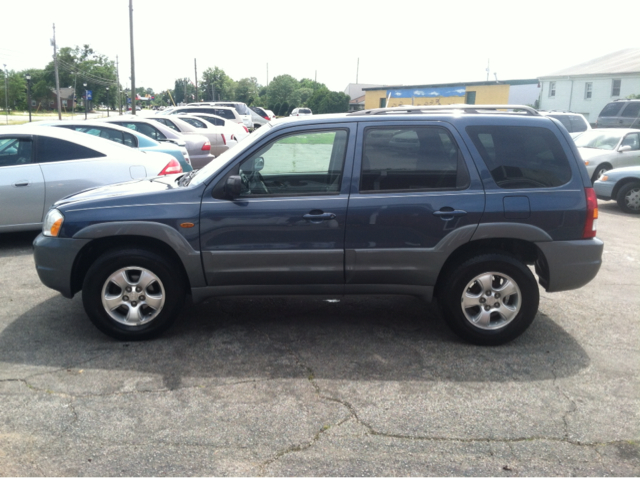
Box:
(348, 104, 540, 116)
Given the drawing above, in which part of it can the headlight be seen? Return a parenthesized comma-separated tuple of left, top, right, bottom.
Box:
(43, 209, 64, 237)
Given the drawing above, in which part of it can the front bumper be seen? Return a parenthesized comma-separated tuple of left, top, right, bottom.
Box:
(33, 234, 90, 298)
(536, 238, 604, 292)
(594, 181, 615, 201)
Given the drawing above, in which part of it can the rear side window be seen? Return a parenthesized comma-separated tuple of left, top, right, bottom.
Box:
(360, 126, 469, 192)
(117, 122, 166, 141)
(0, 137, 33, 166)
(599, 102, 624, 117)
(153, 118, 179, 132)
(466, 126, 571, 189)
(180, 117, 206, 128)
(36, 136, 105, 163)
(197, 115, 224, 126)
(621, 102, 640, 118)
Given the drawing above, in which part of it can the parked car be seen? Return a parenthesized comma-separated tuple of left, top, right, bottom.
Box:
(265, 109, 276, 120)
(161, 106, 244, 127)
(250, 106, 274, 121)
(290, 107, 312, 117)
(35, 120, 192, 172)
(207, 102, 253, 129)
(149, 115, 232, 167)
(574, 128, 640, 182)
(596, 99, 640, 129)
(249, 109, 268, 129)
(33, 105, 603, 345)
(183, 112, 250, 142)
(101, 117, 214, 170)
(594, 166, 640, 214)
(539, 111, 591, 138)
(0, 125, 182, 233)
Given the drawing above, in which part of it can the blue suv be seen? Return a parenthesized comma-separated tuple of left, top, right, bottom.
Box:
(33, 105, 603, 345)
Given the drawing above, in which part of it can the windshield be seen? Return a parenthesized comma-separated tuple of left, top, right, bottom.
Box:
(190, 123, 273, 186)
(574, 130, 623, 150)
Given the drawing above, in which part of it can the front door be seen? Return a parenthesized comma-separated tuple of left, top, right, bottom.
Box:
(199, 124, 355, 291)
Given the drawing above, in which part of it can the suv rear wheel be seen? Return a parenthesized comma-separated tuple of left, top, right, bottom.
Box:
(82, 248, 185, 341)
(438, 254, 539, 345)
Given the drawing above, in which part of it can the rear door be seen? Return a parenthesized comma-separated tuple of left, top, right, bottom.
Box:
(344, 122, 485, 290)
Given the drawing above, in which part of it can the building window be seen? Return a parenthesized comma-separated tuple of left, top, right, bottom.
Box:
(584, 82, 593, 99)
(549, 82, 556, 98)
(379, 98, 386, 108)
(612, 79, 621, 96)
(465, 91, 476, 105)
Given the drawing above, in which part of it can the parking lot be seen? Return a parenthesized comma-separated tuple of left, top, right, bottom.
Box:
(0, 201, 638, 476)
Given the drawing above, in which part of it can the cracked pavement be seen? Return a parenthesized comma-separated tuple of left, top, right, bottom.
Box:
(0, 201, 638, 476)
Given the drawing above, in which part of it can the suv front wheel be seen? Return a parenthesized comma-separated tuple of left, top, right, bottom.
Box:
(82, 248, 186, 341)
(438, 253, 539, 345)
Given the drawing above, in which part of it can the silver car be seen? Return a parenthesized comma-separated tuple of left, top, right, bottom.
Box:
(574, 129, 640, 182)
(0, 125, 182, 233)
(594, 166, 640, 214)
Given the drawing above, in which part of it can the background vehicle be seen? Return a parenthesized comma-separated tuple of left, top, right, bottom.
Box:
(0, 125, 182, 233)
(208, 102, 253, 129)
(161, 106, 244, 126)
(574, 128, 640, 182)
(265, 109, 276, 120)
(596, 99, 640, 129)
(290, 107, 312, 117)
(150, 115, 232, 167)
(183, 112, 250, 141)
(539, 111, 591, 138)
(34, 105, 603, 346)
(102, 117, 214, 170)
(249, 109, 268, 129)
(36, 121, 192, 172)
(594, 165, 640, 213)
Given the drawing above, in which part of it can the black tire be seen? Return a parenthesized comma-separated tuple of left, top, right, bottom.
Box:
(592, 164, 610, 183)
(437, 254, 539, 345)
(82, 248, 186, 341)
(616, 181, 640, 214)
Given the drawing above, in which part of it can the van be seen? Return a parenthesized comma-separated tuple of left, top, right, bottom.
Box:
(596, 99, 640, 129)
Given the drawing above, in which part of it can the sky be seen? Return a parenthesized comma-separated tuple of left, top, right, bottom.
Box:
(1, 0, 639, 94)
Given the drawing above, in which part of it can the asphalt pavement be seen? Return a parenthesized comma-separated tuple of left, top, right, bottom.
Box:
(0, 201, 638, 476)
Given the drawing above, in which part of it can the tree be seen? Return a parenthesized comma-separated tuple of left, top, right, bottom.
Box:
(289, 87, 313, 107)
(267, 74, 298, 106)
(235, 77, 260, 105)
(173, 78, 195, 104)
(317, 91, 350, 114)
(200, 67, 234, 102)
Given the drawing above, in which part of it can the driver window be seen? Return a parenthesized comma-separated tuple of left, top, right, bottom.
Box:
(238, 129, 348, 197)
(621, 133, 639, 150)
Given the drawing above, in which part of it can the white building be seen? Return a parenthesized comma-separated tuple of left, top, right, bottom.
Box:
(538, 49, 640, 125)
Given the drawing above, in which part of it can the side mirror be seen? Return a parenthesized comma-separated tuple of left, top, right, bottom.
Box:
(619, 145, 632, 152)
(225, 175, 243, 198)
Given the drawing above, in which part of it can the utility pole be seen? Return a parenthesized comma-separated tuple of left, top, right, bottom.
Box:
(194, 58, 198, 102)
(129, 0, 136, 115)
(52, 24, 62, 120)
(3, 64, 8, 125)
(116, 55, 122, 115)
(486, 59, 490, 81)
(356, 58, 359, 84)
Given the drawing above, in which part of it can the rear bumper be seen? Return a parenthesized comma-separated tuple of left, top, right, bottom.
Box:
(536, 238, 604, 292)
(33, 234, 89, 298)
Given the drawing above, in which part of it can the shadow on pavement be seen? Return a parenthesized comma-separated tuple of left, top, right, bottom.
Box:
(0, 292, 589, 388)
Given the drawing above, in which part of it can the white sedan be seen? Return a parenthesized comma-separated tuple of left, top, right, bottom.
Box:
(0, 125, 182, 233)
(575, 129, 640, 183)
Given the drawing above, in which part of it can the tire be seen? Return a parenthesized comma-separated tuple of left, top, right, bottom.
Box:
(592, 164, 610, 183)
(616, 181, 640, 214)
(437, 254, 539, 345)
(82, 248, 186, 341)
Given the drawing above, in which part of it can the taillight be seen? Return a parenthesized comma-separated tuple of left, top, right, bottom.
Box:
(201, 141, 211, 151)
(243, 125, 249, 133)
(262, 115, 269, 120)
(158, 158, 182, 176)
(583, 187, 598, 238)
(221, 134, 226, 145)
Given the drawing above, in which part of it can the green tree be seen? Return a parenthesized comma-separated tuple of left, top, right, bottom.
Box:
(290, 87, 313, 107)
(267, 74, 298, 105)
(235, 77, 260, 105)
(173, 78, 196, 104)
(200, 67, 234, 102)
(317, 91, 350, 114)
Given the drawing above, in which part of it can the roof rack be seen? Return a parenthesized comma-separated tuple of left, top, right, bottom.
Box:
(347, 104, 539, 116)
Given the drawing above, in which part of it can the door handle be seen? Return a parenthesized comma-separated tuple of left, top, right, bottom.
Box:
(303, 212, 336, 221)
(433, 209, 467, 220)
(14, 181, 29, 187)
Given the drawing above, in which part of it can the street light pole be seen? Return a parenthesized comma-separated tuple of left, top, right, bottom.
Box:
(106, 87, 109, 117)
(25, 74, 32, 122)
(83, 82, 87, 120)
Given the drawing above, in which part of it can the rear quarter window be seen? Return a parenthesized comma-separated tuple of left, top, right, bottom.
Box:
(36, 136, 105, 162)
(466, 126, 571, 189)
